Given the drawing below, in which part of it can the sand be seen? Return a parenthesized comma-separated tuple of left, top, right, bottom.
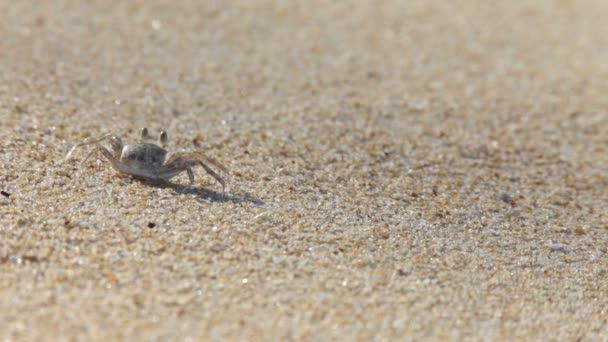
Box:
(1, 0, 607, 340)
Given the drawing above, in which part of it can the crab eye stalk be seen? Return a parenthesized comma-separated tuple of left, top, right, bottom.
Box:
(141, 127, 150, 140)
(159, 131, 168, 146)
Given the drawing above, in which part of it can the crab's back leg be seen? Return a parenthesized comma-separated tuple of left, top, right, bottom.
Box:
(65, 133, 115, 161)
(163, 153, 227, 192)
(155, 162, 190, 180)
(197, 152, 228, 174)
(170, 152, 228, 174)
(198, 161, 226, 193)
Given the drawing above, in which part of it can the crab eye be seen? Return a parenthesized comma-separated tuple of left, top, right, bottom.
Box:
(141, 127, 150, 139)
(159, 131, 168, 144)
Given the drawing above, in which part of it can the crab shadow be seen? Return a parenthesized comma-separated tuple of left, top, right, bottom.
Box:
(134, 178, 264, 205)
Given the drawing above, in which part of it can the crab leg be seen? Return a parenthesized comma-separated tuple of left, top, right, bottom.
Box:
(65, 133, 115, 161)
(185, 151, 229, 174)
(81, 144, 121, 170)
(186, 167, 195, 186)
(197, 161, 226, 193)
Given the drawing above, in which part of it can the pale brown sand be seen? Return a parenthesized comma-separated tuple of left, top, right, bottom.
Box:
(1, 1, 607, 340)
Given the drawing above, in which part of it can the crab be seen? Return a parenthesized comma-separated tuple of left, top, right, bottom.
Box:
(65, 128, 228, 192)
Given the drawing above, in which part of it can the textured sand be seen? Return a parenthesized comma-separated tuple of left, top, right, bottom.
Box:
(1, 0, 608, 340)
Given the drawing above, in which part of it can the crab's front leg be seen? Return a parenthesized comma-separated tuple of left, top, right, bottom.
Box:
(65, 133, 119, 161)
(81, 144, 122, 171)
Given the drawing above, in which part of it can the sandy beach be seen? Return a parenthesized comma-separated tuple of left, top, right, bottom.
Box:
(1, 0, 607, 340)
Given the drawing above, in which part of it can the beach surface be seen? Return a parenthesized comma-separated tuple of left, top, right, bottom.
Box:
(1, 0, 607, 340)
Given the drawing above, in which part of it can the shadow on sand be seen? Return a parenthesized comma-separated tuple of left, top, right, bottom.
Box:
(135, 178, 265, 205)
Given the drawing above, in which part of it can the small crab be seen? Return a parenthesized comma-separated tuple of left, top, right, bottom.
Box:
(65, 128, 228, 192)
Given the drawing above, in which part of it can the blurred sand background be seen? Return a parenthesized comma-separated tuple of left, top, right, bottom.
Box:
(1, 0, 607, 340)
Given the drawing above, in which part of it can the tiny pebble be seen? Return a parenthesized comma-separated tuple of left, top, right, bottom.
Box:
(499, 192, 512, 203)
(546, 240, 566, 252)
(1, 191, 10, 198)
